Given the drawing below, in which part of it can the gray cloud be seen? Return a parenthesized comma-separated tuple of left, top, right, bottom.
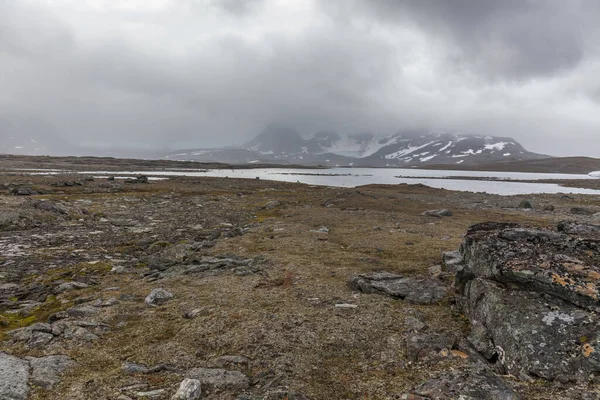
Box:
(0, 0, 599, 157)
(335, 0, 597, 80)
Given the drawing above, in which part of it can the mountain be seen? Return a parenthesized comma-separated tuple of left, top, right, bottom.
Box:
(166, 126, 549, 167)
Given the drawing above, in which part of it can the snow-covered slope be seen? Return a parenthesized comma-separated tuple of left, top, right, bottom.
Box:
(165, 127, 548, 167)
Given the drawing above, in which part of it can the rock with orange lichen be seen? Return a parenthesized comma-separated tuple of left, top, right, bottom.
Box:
(457, 221, 600, 312)
(453, 222, 600, 383)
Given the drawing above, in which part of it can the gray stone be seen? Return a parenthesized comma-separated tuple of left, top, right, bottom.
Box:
(404, 316, 428, 333)
(122, 362, 150, 374)
(27, 331, 54, 348)
(263, 200, 282, 210)
(66, 305, 100, 318)
(406, 332, 458, 363)
(404, 368, 520, 400)
(0, 352, 30, 400)
(135, 389, 168, 398)
(441, 251, 463, 273)
(54, 281, 89, 294)
(348, 273, 447, 304)
(185, 368, 250, 392)
(27, 355, 74, 388)
(183, 308, 207, 319)
(93, 297, 119, 307)
(421, 209, 453, 217)
(146, 243, 190, 271)
(570, 207, 596, 215)
(145, 288, 173, 306)
(172, 378, 202, 400)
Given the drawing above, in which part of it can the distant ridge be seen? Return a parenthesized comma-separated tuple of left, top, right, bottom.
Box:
(166, 125, 549, 167)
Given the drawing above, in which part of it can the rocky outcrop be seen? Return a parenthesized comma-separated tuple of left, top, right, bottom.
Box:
(403, 367, 520, 400)
(348, 272, 448, 304)
(454, 221, 600, 383)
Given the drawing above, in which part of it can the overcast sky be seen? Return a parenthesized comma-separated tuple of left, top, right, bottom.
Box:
(1, 0, 600, 156)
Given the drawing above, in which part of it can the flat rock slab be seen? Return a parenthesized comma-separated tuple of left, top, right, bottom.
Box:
(185, 368, 249, 393)
(404, 368, 520, 400)
(27, 355, 74, 388)
(0, 352, 30, 400)
(349, 272, 448, 304)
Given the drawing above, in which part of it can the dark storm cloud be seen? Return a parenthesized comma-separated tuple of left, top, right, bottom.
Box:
(0, 0, 599, 156)
(336, 0, 597, 80)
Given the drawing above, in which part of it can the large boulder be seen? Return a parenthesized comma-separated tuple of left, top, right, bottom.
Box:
(454, 221, 600, 383)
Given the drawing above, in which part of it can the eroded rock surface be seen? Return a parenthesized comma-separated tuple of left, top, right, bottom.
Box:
(404, 367, 520, 400)
(454, 221, 600, 383)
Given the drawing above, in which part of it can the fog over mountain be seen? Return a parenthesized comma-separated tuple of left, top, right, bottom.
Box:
(2, 1, 600, 157)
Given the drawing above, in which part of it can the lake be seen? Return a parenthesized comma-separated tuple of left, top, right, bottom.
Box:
(24, 167, 600, 196)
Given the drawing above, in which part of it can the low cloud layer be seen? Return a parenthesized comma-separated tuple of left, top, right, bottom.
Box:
(1, 0, 599, 156)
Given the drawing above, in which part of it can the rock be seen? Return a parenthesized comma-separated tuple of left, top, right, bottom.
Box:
(421, 209, 453, 217)
(27, 331, 54, 348)
(211, 356, 250, 368)
(54, 281, 89, 294)
(544, 205, 555, 212)
(0, 352, 30, 400)
(145, 288, 173, 306)
(263, 200, 282, 210)
(334, 303, 358, 309)
(30, 200, 69, 215)
(404, 316, 428, 333)
(406, 332, 458, 363)
(453, 222, 600, 383)
(13, 188, 36, 196)
(570, 207, 595, 215)
(404, 367, 519, 400)
(122, 362, 150, 374)
(183, 308, 206, 319)
(147, 243, 190, 271)
(135, 389, 168, 398)
(185, 368, 250, 393)
(172, 378, 202, 400)
(518, 200, 533, 209)
(557, 220, 600, 235)
(310, 226, 329, 233)
(348, 272, 447, 304)
(66, 305, 100, 318)
(93, 297, 119, 307)
(441, 251, 463, 273)
(27, 355, 74, 388)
